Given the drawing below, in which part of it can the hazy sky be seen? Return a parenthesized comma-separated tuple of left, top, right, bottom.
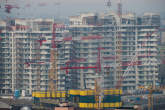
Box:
(0, 0, 165, 19)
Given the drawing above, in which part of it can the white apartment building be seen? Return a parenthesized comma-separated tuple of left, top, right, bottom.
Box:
(68, 12, 160, 92)
(0, 12, 161, 96)
(0, 18, 67, 96)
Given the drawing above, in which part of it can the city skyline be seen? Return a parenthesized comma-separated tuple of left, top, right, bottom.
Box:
(0, 1, 165, 109)
(0, 0, 164, 19)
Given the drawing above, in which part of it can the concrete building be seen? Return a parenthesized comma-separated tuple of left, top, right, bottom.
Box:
(0, 11, 161, 96)
(68, 12, 160, 92)
(159, 43, 165, 85)
(160, 19, 165, 43)
(0, 18, 67, 96)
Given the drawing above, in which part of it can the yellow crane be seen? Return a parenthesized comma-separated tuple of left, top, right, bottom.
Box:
(48, 23, 58, 97)
(116, 0, 123, 89)
(138, 85, 165, 110)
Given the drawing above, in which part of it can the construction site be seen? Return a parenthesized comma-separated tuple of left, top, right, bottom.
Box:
(0, 0, 165, 110)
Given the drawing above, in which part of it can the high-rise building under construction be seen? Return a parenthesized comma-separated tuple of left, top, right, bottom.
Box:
(68, 12, 160, 92)
(0, 11, 161, 96)
(0, 18, 67, 96)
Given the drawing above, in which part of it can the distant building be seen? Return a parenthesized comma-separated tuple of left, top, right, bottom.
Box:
(159, 43, 165, 85)
(160, 19, 165, 43)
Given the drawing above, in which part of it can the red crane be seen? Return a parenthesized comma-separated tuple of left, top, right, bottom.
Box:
(5, 4, 19, 13)
(102, 56, 118, 60)
(60, 34, 104, 73)
(24, 59, 45, 68)
(38, 2, 47, 7)
(24, 62, 30, 68)
(60, 46, 105, 92)
(59, 36, 105, 92)
(37, 39, 47, 46)
(64, 58, 86, 74)
(61, 47, 120, 74)
(56, 35, 103, 42)
(61, 66, 97, 70)
(48, 23, 61, 95)
(60, 58, 97, 74)
(48, 23, 67, 96)
(81, 35, 103, 40)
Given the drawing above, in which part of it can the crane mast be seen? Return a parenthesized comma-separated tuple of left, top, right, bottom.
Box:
(116, 0, 122, 89)
(36, 36, 41, 92)
(105, 0, 111, 9)
(48, 23, 58, 96)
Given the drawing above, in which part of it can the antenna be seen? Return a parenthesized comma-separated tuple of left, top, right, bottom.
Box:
(105, 0, 111, 9)
(117, 0, 122, 17)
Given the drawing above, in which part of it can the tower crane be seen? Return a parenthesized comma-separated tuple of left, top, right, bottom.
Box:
(48, 23, 58, 97)
(47, 23, 65, 97)
(114, 0, 142, 91)
(105, 0, 111, 8)
(60, 36, 104, 73)
(60, 36, 104, 91)
(35, 36, 41, 92)
(94, 47, 105, 110)
(64, 58, 86, 74)
(105, 0, 111, 13)
(5, 4, 19, 13)
(115, 0, 123, 90)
